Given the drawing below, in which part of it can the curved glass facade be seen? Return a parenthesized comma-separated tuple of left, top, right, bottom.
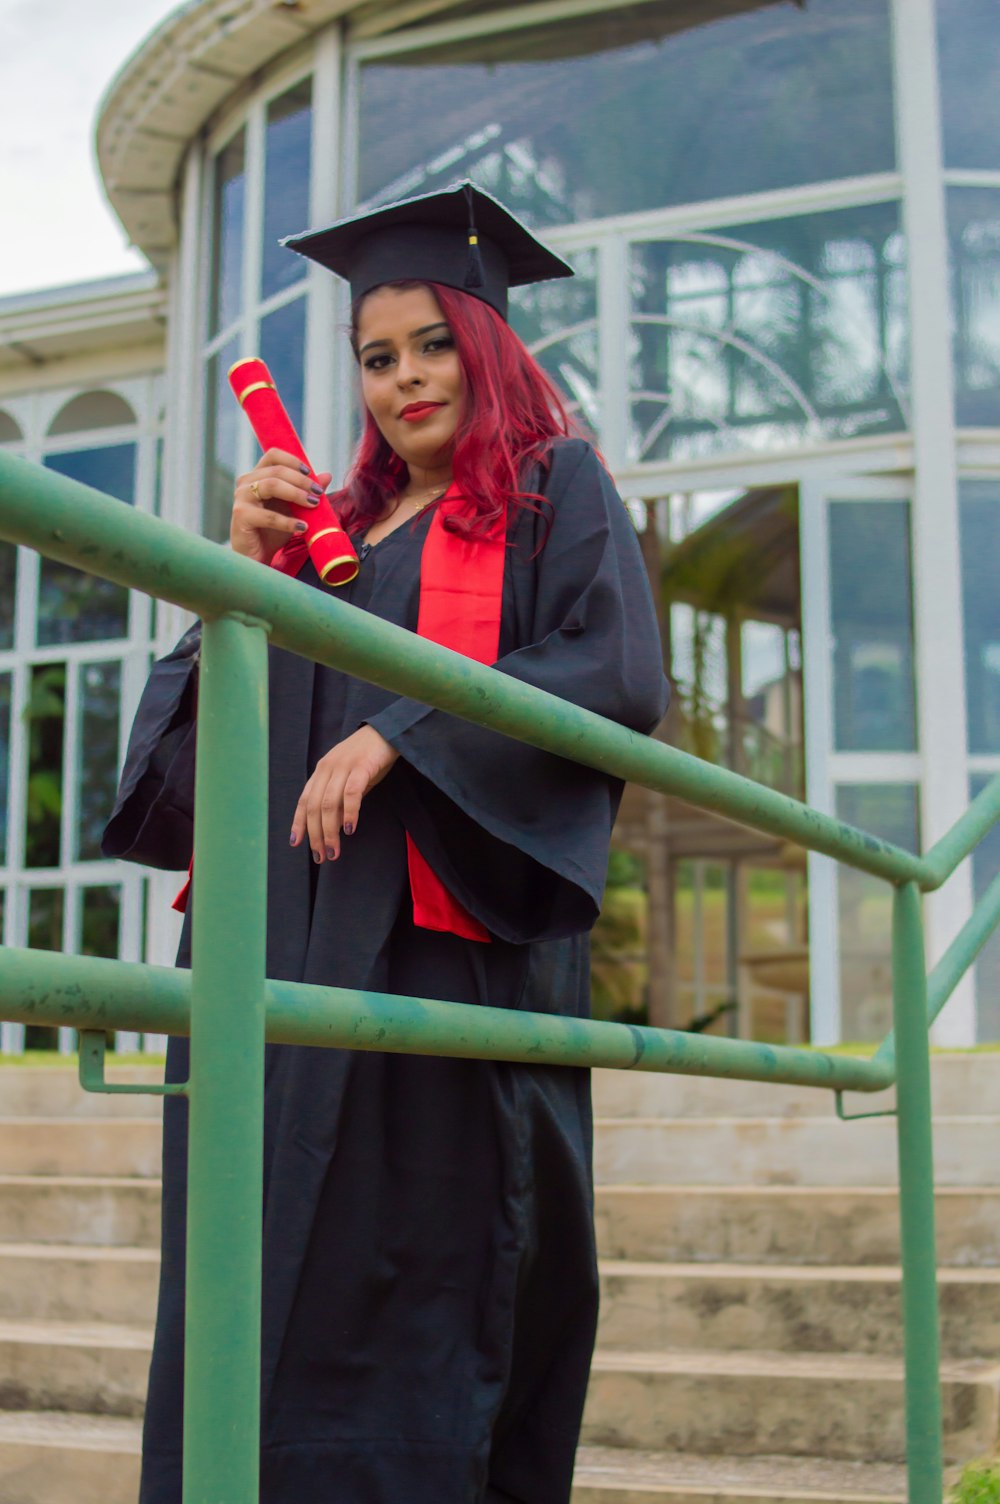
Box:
(181, 0, 1000, 1041)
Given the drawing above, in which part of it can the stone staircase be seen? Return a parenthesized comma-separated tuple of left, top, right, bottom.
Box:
(0, 1057, 998, 1503)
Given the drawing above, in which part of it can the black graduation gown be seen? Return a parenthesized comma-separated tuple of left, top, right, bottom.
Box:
(103, 437, 669, 1504)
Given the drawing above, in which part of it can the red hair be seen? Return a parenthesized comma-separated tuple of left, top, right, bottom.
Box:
(334, 281, 581, 539)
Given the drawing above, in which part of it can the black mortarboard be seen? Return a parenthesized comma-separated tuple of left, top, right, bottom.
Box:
(280, 181, 574, 322)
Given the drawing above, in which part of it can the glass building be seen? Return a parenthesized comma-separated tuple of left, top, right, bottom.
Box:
(2, 0, 999, 1047)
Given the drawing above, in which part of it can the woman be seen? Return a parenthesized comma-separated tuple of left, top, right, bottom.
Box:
(104, 182, 669, 1504)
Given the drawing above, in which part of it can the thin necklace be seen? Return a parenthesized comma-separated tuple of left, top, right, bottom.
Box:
(399, 483, 449, 513)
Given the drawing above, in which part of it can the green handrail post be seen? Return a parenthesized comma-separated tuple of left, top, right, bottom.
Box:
(892, 882, 943, 1504)
(183, 613, 269, 1504)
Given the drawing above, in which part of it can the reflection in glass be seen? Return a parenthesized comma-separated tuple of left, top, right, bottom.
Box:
(829, 500, 916, 752)
(25, 663, 65, 869)
(937, 0, 1000, 170)
(260, 298, 307, 440)
(0, 674, 10, 865)
(0, 544, 14, 649)
(631, 204, 908, 462)
(39, 448, 134, 646)
(209, 131, 246, 338)
(262, 81, 313, 300)
(82, 885, 121, 959)
(837, 784, 919, 1041)
(960, 484, 1000, 753)
(510, 249, 598, 431)
(949, 189, 1000, 428)
(970, 774, 1000, 1040)
(358, 0, 893, 226)
(203, 336, 241, 543)
(77, 662, 121, 862)
(26, 888, 63, 1048)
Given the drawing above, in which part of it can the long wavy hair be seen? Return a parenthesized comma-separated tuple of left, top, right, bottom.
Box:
(333, 281, 581, 539)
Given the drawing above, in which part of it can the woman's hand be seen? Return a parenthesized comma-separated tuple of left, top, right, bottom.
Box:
(231, 447, 334, 566)
(291, 726, 400, 863)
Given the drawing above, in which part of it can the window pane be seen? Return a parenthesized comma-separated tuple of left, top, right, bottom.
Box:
(829, 500, 916, 752)
(202, 335, 241, 544)
(26, 888, 63, 1048)
(0, 544, 15, 649)
(259, 297, 307, 440)
(510, 248, 598, 431)
(77, 661, 122, 862)
(209, 130, 246, 338)
(358, 0, 894, 226)
(937, 0, 1000, 170)
(631, 203, 908, 463)
(38, 448, 134, 646)
(960, 482, 1000, 753)
(949, 188, 1000, 428)
(0, 673, 10, 866)
(836, 784, 920, 1041)
(48, 391, 136, 436)
(262, 80, 313, 300)
(970, 773, 1000, 1041)
(82, 884, 121, 959)
(25, 663, 65, 869)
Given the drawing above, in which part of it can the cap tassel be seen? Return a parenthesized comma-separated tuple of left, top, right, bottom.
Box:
(463, 185, 485, 290)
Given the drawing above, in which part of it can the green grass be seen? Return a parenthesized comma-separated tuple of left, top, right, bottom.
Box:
(950, 1458, 1000, 1502)
(0, 1050, 165, 1066)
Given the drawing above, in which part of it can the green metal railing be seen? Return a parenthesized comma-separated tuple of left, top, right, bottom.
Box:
(1, 450, 999, 1503)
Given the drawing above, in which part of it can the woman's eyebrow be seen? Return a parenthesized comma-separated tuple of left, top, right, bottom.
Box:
(358, 321, 450, 357)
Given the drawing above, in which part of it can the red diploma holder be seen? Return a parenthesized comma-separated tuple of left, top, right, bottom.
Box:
(228, 357, 359, 587)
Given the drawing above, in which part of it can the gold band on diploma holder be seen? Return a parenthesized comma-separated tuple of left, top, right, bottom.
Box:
(235, 380, 276, 406)
(310, 527, 347, 545)
(319, 555, 360, 583)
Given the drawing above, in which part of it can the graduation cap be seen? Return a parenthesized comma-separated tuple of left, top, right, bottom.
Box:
(280, 181, 574, 322)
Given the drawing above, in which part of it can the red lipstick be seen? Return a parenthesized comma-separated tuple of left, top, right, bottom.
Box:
(399, 402, 444, 422)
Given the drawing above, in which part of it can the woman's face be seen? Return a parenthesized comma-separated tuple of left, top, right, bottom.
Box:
(356, 284, 465, 474)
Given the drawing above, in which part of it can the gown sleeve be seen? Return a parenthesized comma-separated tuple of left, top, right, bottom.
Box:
(101, 622, 201, 870)
(367, 439, 670, 945)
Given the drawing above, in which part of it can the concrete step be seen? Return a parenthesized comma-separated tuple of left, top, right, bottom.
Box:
(572, 1446, 908, 1503)
(0, 1176, 161, 1249)
(598, 1260, 1000, 1359)
(594, 1185, 1000, 1267)
(0, 1319, 151, 1418)
(582, 1349, 1000, 1464)
(591, 1054, 1000, 1121)
(593, 1116, 1000, 1187)
(0, 1411, 141, 1504)
(0, 1068, 164, 1120)
(0, 1121, 162, 1179)
(0, 1244, 159, 1328)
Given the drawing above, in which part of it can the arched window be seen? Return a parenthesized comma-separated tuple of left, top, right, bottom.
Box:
(47, 390, 136, 436)
(0, 410, 23, 443)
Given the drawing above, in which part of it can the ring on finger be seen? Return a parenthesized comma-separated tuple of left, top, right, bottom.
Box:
(250, 480, 262, 501)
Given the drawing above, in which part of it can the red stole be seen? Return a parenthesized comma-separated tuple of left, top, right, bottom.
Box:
(173, 486, 506, 944)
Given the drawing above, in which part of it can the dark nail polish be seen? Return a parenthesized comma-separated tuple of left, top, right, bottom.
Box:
(289, 832, 298, 847)
(312, 850, 321, 864)
(325, 846, 336, 861)
(309, 482, 324, 496)
(294, 520, 308, 532)
(300, 463, 310, 475)
(343, 822, 354, 836)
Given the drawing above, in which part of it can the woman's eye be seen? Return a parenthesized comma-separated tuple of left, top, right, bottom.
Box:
(424, 337, 454, 354)
(364, 354, 392, 371)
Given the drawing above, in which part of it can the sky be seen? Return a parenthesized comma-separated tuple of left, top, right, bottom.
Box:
(0, 0, 184, 301)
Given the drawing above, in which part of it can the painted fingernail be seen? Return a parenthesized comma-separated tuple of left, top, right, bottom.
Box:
(325, 846, 337, 860)
(312, 850, 321, 864)
(309, 482, 324, 496)
(299, 463, 310, 475)
(289, 831, 298, 847)
(294, 521, 308, 532)
(343, 822, 354, 836)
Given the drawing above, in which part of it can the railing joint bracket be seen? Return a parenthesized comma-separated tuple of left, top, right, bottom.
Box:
(78, 1030, 188, 1097)
(834, 1089, 897, 1122)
